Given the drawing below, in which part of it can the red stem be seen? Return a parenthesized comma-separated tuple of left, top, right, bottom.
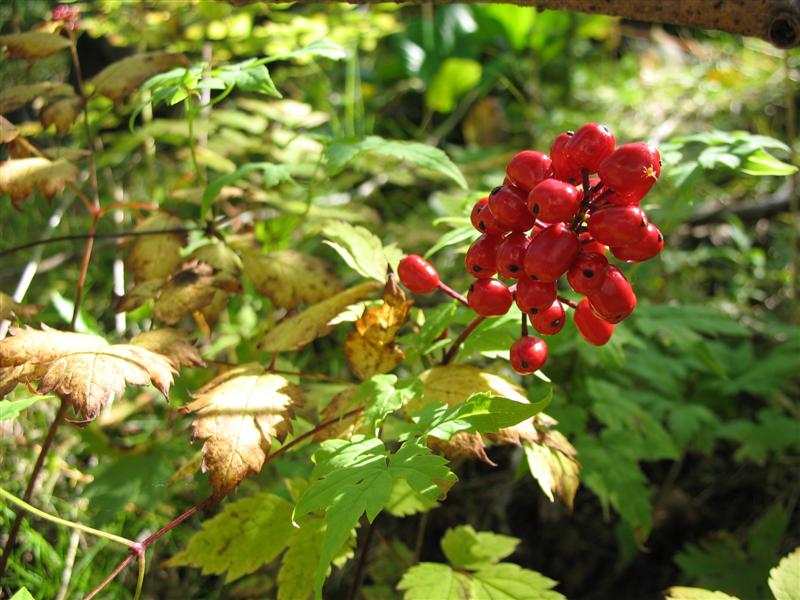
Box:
(436, 281, 469, 306)
(521, 311, 528, 337)
(557, 295, 578, 309)
(84, 554, 136, 600)
(442, 314, 486, 364)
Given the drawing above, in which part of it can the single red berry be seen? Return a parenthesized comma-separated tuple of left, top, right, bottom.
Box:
(496, 232, 530, 279)
(574, 298, 614, 345)
(468, 279, 513, 316)
(587, 265, 636, 323)
(567, 251, 609, 295)
(528, 178, 581, 223)
(587, 205, 649, 247)
(470, 197, 507, 236)
(611, 223, 664, 262)
(531, 299, 566, 335)
(510, 336, 548, 374)
(551, 131, 580, 182)
(488, 185, 535, 232)
(523, 222, 580, 282)
(598, 142, 661, 200)
(515, 278, 557, 315)
(579, 232, 607, 255)
(604, 189, 641, 206)
(397, 255, 439, 294)
(506, 150, 553, 193)
(565, 123, 616, 174)
(465, 234, 502, 278)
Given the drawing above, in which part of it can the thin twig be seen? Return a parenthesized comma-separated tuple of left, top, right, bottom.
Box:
(441, 315, 486, 365)
(70, 213, 99, 330)
(55, 529, 80, 600)
(436, 281, 469, 306)
(347, 518, 376, 600)
(557, 295, 578, 309)
(269, 406, 366, 462)
(84, 554, 136, 600)
(373, 526, 410, 570)
(412, 511, 429, 564)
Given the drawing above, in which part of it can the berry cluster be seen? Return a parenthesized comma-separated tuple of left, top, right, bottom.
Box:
(398, 123, 663, 374)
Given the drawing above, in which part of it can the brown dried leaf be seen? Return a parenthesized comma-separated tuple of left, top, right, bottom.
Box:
(427, 432, 495, 466)
(0, 157, 79, 207)
(153, 259, 239, 325)
(40, 96, 83, 135)
(0, 116, 18, 143)
(183, 364, 303, 497)
(0, 32, 71, 59)
(130, 328, 205, 369)
(239, 248, 342, 310)
(0, 82, 75, 114)
(125, 214, 186, 284)
(90, 51, 188, 103)
(313, 387, 364, 443)
(523, 429, 580, 510)
(112, 279, 164, 313)
(0, 292, 41, 321)
(259, 281, 382, 353)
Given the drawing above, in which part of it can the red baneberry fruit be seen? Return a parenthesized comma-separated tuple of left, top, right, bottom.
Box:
(587, 265, 636, 323)
(515, 278, 557, 316)
(465, 234, 502, 278)
(611, 223, 664, 262)
(531, 299, 566, 335)
(579, 232, 607, 255)
(488, 185, 535, 232)
(574, 298, 615, 345)
(567, 251, 608, 295)
(528, 178, 581, 223)
(510, 336, 548, 374)
(587, 205, 649, 247)
(551, 131, 580, 182)
(468, 279, 513, 316)
(398, 255, 439, 294)
(565, 123, 616, 173)
(506, 150, 553, 193)
(496, 232, 530, 279)
(598, 142, 661, 200)
(523, 222, 580, 282)
(470, 197, 506, 236)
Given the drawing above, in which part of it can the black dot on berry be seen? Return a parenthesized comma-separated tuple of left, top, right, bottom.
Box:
(478, 221, 486, 231)
(521, 360, 529, 369)
(529, 308, 538, 315)
(473, 265, 482, 272)
(532, 204, 540, 214)
(566, 130, 574, 136)
(658, 233, 664, 242)
(530, 275, 538, 281)
(469, 284, 475, 292)
(640, 218, 646, 227)
(600, 125, 610, 133)
(552, 319, 561, 327)
(583, 269, 594, 278)
(509, 264, 519, 273)
(491, 186, 502, 196)
(659, 158, 663, 166)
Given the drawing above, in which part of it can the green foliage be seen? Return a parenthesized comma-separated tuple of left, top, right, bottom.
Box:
(322, 221, 403, 281)
(768, 549, 800, 600)
(441, 525, 518, 570)
(9, 589, 35, 600)
(0, 397, 40, 420)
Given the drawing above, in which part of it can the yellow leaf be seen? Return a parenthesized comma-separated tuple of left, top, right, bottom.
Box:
(0, 158, 79, 207)
(182, 365, 303, 497)
(0, 116, 18, 143)
(0, 292, 40, 321)
(0, 82, 74, 114)
(0, 32, 71, 59)
(523, 430, 580, 510)
(260, 281, 382, 353)
(240, 248, 342, 310)
(90, 51, 188, 103)
(125, 214, 186, 284)
(130, 328, 205, 369)
(40, 96, 82, 135)
(0, 326, 176, 420)
(409, 365, 528, 413)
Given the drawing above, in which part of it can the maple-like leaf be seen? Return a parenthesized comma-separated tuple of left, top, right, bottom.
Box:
(0, 292, 40, 322)
(130, 328, 205, 369)
(260, 281, 382, 352)
(239, 247, 342, 310)
(182, 365, 303, 497)
(0, 82, 74, 114)
(89, 51, 188, 102)
(523, 429, 580, 510)
(0, 326, 176, 420)
(441, 525, 518, 571)
(0, 158, 79, 207)
(0, 32, 71, 59)
(125, 213, 187, 284)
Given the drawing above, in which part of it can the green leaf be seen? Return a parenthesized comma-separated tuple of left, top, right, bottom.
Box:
(202, 162, 291, 218)
(697, 146, 741, 170)
(739, 148, 798, 176)
(325, 136, 467, 189)
(665, 588, 740, 600)
(9, 589, 36, 600)
(471, 563, 566, 600)
(398, 563, 472, 600)
(356, 374, 404, 430)
(426, 58, 483, 113)
(769, 548, 800, 600)
(424, 225, 477, 259)
(523, 434, 580, 509)
(322, 221, 394, 281)
(634, 304, 749, 343)
(266, 39, 348, 63)
(441, 525, 519, 570)
(167, 493, 294, 582)
(0, 396, 40, 420)
(214, 58, 281, 96)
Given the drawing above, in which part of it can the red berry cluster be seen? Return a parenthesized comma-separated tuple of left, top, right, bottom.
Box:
(398, 123, 663, 375)
(51, 4, 80, 30)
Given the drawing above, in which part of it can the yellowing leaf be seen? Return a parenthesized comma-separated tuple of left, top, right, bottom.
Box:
(769, 548, 800, 600)
(40, 96, 82, 135)
(125, 214, 186, 284)
(523, 430, 580, 510)
(409, 365, 528, 413)
(665, 588, 740, 600)
(313, 387, 365, 443)
(0, 82, 75, 114)
(0, 32, 71, 59)
(0, 326, 175, 420)
(112, 279, 163, 313)
(182, 365, 303, 497)
(344, 278, 410, 380)
(260, 281, 382, 353)
(90, 51, 188, 102)
(0, 158, 79, 207)
(152, 258, 240, 325)
(0, 116, 18, 143)
(130, 328, 205, 369)
(428, 431, 495, 466)
(0, 293, 40, 321)
(240, 248, 342, 310)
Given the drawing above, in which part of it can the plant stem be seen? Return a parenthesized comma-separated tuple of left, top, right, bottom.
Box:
(134, 553, 146, 600)
(521, 311, 528, 337)
(441, 315, 486, 365)
(347, 518, 376, 600)
(436, 281, 469, 307)
(570, 168, 592, 231)
(558, 295, 578, 309)
(70, 212, 99, 330)
(186, 102, 203, 184)
(269, 406, 366, 461)
(412, 511, 429, 564)
(85, 554, 136, 600)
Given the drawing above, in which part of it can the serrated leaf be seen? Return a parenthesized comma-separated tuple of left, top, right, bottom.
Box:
(322, 221, 395, 281)
(313, 387, 365, 443)
(90, 51, 188, 102)
(130, 328, 205, 369)
(665, 588, 740, 600)
(325, 136, 467, 189)
(0, 158, 79, 207)
(425, 225, 477, 259)
(523, 432, 580, 509)
(441, 525, 518, 570)
(201, 162, 291, 218)
(471, 563, 566, 600)
(410, 365, 528, 412)
(398, 563, 472, 600)
(9, 588, 36, 600)
(40, 95, 82, 135)
(214, 58, 281, 97)
(182, 365, 302, 497)
(0, 82, 74, 114)
(769, 548, 800, 600)
(0, 292, 40, 321)
(125, 214, 186, 284)
(0, 32, 71, 59)
(240, 248, 342, 310)
(167, 493, 294, 582)
(0, 396, 40, 420)
(260, 281, 382, 352)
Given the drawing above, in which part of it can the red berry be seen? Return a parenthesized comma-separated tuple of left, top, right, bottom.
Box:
(611, 223, 664, 262)
(488, 185, 535, 232)
(551, 131, 580, 182)
(587, 265, 636, 323)
(523, 223, 580, 282)
(515, 278, 557, 316)
(496, 232, 530, 279)
(565, 123, 616, 174)
(598, 142, 661, 200)
(528, 178, 581, 223)
(531, 299, 566, 335)
(470, 197, 506, 236)
(398, 255, 440, 294)
(506, 150, 553, 193)
(604, 189, 641, 206)
(468, 279, 513, 316)
(574, 298, 614, 345)
(579, 232, 607, 255)
(510, 336, 548, 374)
(567, 251, 609, 295)
(587, 206, 649, 247)
(465, 234, 502, 278)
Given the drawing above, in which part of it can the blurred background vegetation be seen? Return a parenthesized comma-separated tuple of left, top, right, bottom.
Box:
(1, 2, 798, 599)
